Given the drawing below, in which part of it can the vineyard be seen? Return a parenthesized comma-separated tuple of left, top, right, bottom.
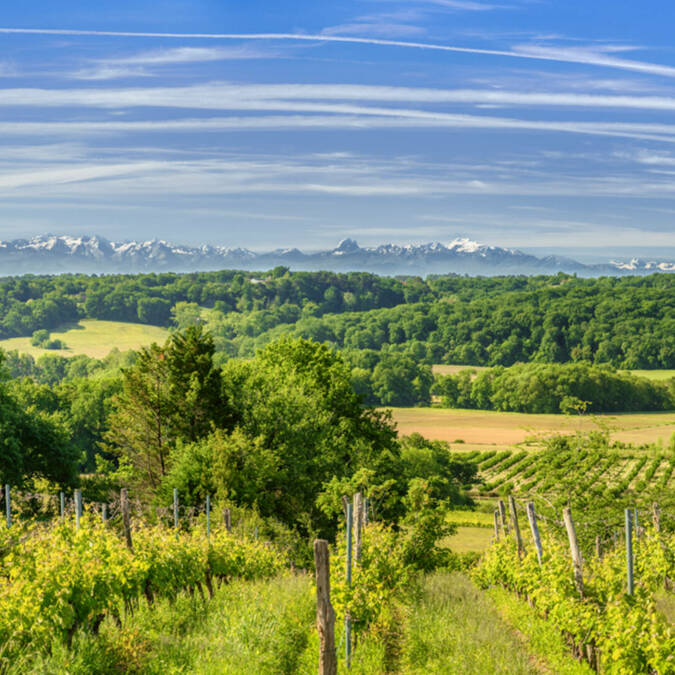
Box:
(0, 476, 673, 672)
(474, 501, 675, 674)
(0, 506, 283, 669)
(467, 438, 675, 505)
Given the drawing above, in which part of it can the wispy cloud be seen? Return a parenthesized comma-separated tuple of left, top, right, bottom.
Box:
(372, 0, 508, 12)
(2, 112, 675, 145)
(107, 45, 274, 65)
(72, 45, 277, 80)
(0, 161, 164, 189)
(3, 153, 675, 202)
(0, 61, 18, 77)
(321, 22, 426, 38)
(71, 66, 151, 81)
(3, 28, 675, 78)
(7, 81, 675, 115)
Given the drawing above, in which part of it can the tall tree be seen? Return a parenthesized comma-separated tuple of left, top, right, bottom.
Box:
(105, 343, 172, 493)
(105, 326, 234, 495)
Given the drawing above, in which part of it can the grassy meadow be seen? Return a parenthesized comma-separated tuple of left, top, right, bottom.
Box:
(433, 363, 674, 382)
(0, 320, 170, 359)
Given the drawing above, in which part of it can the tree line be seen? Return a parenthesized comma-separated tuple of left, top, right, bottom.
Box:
(432, 362, 675, 414)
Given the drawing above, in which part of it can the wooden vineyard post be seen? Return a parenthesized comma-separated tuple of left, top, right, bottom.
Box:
(353, 492, 363, 564)
(121, 488, 133, 552)
(526, 502, 543, 565)
(173, 488, 179, 531)
(595, 535, 602, 560)
(4, 485, 10, 528)
(223, 507, 231, 532)
(60, 491, 65, 521)
(493, 508, 500, 542)
(498, 499, 509, 533)
(652, 502, 661, 533)
(345, 502, 353, 669)
(206, 494, 211, 538)
(562, 507, 583, 598)
(625, 509, 634, 596)
(74, 489, 82, 530)
(102, 503, 108, 523)
(508, 495, 525, 559)
(314, 540, 337, 675)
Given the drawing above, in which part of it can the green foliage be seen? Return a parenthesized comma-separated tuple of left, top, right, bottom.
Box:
(473, 433, 675, 544)
(29, 329, 66, 350)
(170, 338, 399, 537)
(104, 326, 234, 497)
(30, 329, 49, 347)
(0, 515, 284, 664)
(0, 354, 77, 488)
(474, 524, 675, 674)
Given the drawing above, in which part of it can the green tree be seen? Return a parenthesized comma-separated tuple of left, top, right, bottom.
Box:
(0, 352, 77, 487)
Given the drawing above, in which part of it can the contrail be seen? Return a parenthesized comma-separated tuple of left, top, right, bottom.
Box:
(2, 27, 675, 77)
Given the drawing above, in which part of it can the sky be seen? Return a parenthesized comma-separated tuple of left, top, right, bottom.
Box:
(1, 1, 675, 254)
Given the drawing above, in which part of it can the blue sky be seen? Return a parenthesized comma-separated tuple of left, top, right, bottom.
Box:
(1, 1, 675, 253)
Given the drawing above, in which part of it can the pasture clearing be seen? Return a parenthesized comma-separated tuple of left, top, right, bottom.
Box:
(388, 407, 675, 447)
(622, 369, 675, 381)
(444, 527, 494, 553)
(0, 320, 170, 359)
(433, 364, 674, 382)
(432, 364, 489, 376)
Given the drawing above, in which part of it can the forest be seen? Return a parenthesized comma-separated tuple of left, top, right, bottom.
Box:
(0, 270, 672, 370)
(0, 268, 673, 414)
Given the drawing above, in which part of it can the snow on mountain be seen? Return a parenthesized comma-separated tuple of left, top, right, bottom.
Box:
(0, 234, 671, 277)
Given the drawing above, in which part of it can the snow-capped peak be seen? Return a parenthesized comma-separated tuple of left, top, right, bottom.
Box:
(446, 237, 483, 253)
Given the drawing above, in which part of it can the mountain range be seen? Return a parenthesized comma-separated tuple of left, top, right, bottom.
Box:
(0, 234, 673, 277)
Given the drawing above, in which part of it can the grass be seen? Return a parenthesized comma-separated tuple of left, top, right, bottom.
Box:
(387, 407, 675, 447)
(622, 369, 675, 381)
(433, 364, 674, 382)
(432, 364, 489, 376)
(443, 526, 494, 553)
(0, 320, 170, 360)
(400, 572, 543, 674)
(17, 573, 314, 675)
(447, 510, 495, 526)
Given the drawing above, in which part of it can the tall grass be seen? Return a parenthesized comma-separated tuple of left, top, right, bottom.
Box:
(16, 573, 314, 674)
(400, 572, 539, 674)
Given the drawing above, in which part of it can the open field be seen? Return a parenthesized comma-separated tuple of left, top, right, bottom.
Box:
(432, 364, 489, 376)
(0, 320, 170, 359)
(388, 407, 675, 447)
(622, 369, 675, 381)
(433, 364, 674, 382)
(444, 527, 494, 553)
